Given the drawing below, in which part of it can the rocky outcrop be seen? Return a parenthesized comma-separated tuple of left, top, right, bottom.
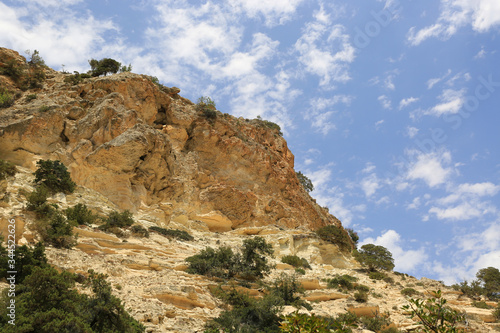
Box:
(0, 47, 343, 236)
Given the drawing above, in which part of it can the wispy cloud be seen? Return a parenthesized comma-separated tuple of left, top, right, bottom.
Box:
(294, 7, 355, 87)
(378, 95, 392, 110)
(423, 88, 466, 117)
(399, 97, 419, 109)
(306, 95, 352, 135)
(408, 0, 500, 45)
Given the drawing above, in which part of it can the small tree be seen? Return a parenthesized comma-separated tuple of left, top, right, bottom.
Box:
(402, 290, 465, 333)
(33, 160, 76, 194)
(65, 203, 97, 226)
(296, 171, 314, 193)
(346, 228, 359, 247)
(316, 225, 353, 252)
(354, 244, 394, 272)
(476, 267, 500, 300)
(89, 58, 121, 77)
(240, 236, 274, 279)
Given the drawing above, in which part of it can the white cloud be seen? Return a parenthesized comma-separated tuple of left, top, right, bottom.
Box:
(427, 69, 452, 89)
(399, 97, 419, 109)
(406, 126, 419, 138)
(406, 149, 454, 188)
(474, 47, 487, 59)
(362, 230, 428, 272)
(361, 173, 381, 198)
(294, 9, 355, 87)
(0, 2, 119, 72)
(428, 182, 499, 221)
(408, 0, 500, 45)
(230, 0, 306, 26)
(375, 120, 385, 130)
(407, 197, 421, 210)
(306, 95, 352, 135)
(423, 89, 466, 117)
(378, 95, 392, 110)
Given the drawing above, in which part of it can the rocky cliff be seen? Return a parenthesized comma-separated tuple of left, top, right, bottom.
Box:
(0, 47, 342, 234)
(1, 48, 498, 332)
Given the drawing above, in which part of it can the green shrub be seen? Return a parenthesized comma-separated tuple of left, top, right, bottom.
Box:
(65, 203, 97, 226)
(0, 159, 17, 180)
(120, 64, 132, 72)
(255, 115, 283, 136)
(186, 236, 274, 280)
(280, 312, 335, 333)
(26, 185, 56, 218)
(355, 284, 370, 293)
(296, 171, 314, 193)
(354, 244, 395, 272)
(64, 72, 92, 85)
(100, 210, 134, 230)
(316, 224, 353, 252)
(131, 225, 149, 238)
(368, 271, 388, 281)
(346, 228, 359, 246)
(295, 268, 306, 275)
(268, 273, 311, 310)
(327, 274, 358, 291)
(358, 314, 391, 332)
(196, 96, 217, 120)
(384, 276, 395, 284)
(44, 212, 77, 248)
(186, 246, 239, 279)
(281, 255, 311, 269)
(25, 93, 37, 102)
(0, 59, 23, 81)
(0, 88, 14, 108)
(401, 288, 419, 297)
(148, 226, 194, 241)
(38, 105, 51, 112)
(472, 300, 492, 309)
(33, 159, 76, 194)
(354, 291, 368, 303)
(402, 290, 465, 332)
(240, 236, 274, 279)
(494, 302, 500, 321)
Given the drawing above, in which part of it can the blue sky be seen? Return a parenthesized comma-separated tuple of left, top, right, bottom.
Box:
(1, 0, 499, 284)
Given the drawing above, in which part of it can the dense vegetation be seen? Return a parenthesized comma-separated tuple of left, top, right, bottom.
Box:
(452, 266, 500, 301)
(0, 242, 144, 332)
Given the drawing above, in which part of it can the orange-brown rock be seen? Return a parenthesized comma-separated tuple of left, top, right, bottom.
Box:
(0, 52, 347, 238)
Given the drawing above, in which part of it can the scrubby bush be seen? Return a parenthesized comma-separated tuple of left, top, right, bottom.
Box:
(402, 290, 465, 333)
(269, 273, 311, 310)
(131, 225, 149, 238)
(281, 255, 311, 269)
(327, 274, 358, 292)
(186, 236, 274, 280)
(205, 288, 282, 333)
(0, 159, 17, 180)
(296, 171, 314, 193)
(471, 300, 492, 309)
(494, 302, 500, 321)
(354, 244, 394, 272)
(358, 314, 391, 332)
(295, 268, 306, 275)
(401, 288, 419, 297)
(354, 291, 368, 303)
(26, 185, 56, 218)
(33, 159, 76, 194)
(64, 72, 92, 85)
(43, 212, 77, 249)
(25, 93, 37, 102)
(452, 266, 500, 300)
(148, 226, 194, 241)
(316, 224, 353, 252)
(255, 115, 283, 136)
(368, 271, 388, 281)
(0, 59, 23, 81)
(25, 50, 46, 89)
(186, 246, 239, 279)
(196, 96, 217, 120)
(280, 311, 358, 333)
(65, 203, 97, 226)
(99, 210, 134, 230)
(0, 88, 14, 108)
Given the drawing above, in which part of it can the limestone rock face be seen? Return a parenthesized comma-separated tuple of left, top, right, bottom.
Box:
(0, 54, 344, 235)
